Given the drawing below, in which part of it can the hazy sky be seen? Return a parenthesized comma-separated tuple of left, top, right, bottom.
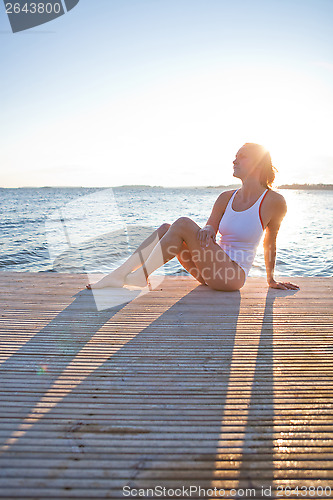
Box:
(1, 0, 333, 187)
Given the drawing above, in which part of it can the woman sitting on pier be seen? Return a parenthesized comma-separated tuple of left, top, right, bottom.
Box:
(87, 143, 299, 292)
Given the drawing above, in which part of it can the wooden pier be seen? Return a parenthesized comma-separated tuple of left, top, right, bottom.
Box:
(0, 273, 332, 499)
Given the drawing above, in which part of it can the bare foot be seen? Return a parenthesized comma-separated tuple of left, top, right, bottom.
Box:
(86, 270, 126, 289)
(124, 270, 149, 288)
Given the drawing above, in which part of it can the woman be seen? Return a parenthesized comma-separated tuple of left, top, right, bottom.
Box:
(87, 143, 299, 292)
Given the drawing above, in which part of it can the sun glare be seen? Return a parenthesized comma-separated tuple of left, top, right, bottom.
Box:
(2, 63, 332, 187)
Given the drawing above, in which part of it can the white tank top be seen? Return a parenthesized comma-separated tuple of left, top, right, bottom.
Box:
(216, 188, 269, 279)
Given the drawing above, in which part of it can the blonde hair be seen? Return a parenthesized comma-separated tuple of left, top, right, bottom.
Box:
(243, 143, 277, 188)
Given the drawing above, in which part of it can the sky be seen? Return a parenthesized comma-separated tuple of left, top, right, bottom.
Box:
(1, 0, 333, 187)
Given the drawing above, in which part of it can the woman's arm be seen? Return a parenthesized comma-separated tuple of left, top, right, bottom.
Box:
(263, 196, 299, 290)
(197, 191, 232, 247)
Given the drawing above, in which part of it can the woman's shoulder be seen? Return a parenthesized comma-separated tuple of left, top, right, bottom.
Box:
(267, 188, 286, 202)
(214, 188, 237, 206)
(266, 188, 287, 213)
(217, 188, 238, 199)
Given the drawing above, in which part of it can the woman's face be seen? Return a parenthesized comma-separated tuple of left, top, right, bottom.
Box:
(232, 146, 259, 180)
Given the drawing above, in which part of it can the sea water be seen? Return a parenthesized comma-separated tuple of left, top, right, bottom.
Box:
(0, 186, 332, 278)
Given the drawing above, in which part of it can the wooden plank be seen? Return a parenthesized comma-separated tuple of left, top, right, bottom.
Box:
(0, 273, 332, 499)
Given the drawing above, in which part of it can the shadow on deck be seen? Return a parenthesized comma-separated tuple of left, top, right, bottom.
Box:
(0, 273, 332, 499)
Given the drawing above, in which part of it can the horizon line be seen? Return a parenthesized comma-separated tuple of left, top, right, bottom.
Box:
(1, 183, 333, 190)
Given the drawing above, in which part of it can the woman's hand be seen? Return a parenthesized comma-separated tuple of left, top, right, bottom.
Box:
(268, 278, 300, 290)
(197, 225, 216, 247)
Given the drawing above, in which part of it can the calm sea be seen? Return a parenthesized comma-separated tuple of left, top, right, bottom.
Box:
(0, 186, 332, 278)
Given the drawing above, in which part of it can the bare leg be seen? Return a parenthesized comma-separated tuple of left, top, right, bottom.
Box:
(87, 223, 171, 289)
(124, 218, 198, 288)
(125, 217, 245, 291)
(177, 242, 207, 285)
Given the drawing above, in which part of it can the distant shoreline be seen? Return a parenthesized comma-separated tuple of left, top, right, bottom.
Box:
(206, 184, 333, 190)
(1, 183, 332, 190)
(277, 183, 333, 190)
